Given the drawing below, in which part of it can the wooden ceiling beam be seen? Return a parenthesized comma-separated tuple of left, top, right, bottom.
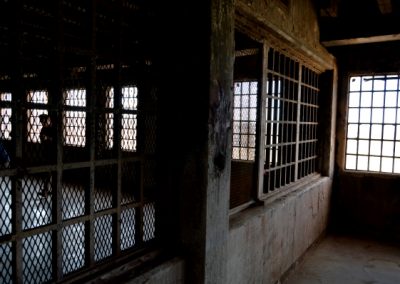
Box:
(322, 33, 400, 47)
(376, 0, 392, 14)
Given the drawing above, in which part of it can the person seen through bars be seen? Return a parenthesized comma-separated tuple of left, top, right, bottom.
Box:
(39, 113, 56, 197)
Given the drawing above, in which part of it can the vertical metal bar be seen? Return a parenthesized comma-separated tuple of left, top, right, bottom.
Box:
(53, 0, 65, 280)
(256, 43, 268, 197)
(86, 0, 97, 268)
(114, 0, 123, 255)
(295, 64, 302, 180)
(378, 75, 386, 172)
(393, 76, 400, 172)
(10, 0, 23, 282)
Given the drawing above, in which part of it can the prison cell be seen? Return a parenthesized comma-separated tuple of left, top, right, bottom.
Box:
(0, 1, 157, 283)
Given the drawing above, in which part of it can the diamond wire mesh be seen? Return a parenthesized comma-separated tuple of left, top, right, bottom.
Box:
(62, 223, 85, 275)
(121, 161, 140, 205)
(62, 168, 89, 220)
(0, 92, 12, 140)
(0, 242, 12, 284)
(63, 89, 87, 147)
(63, 111, 86, 147)
(143, 202, 155, 242)
(22, 176, 52, 230)
(22, 232, 53, 284)
(94, 214, 113, 262)
(0, 176, 12, 236)
(121, 208, 136, 250)
(232, 81, 258, 161)
(106, 112, 114, 150)
(62, 182, 85, 220)
(26, 90, 48, 144)
(94, 165, 116, 212)
(121, 114, 137, 152)
(143, 114, 157, 154)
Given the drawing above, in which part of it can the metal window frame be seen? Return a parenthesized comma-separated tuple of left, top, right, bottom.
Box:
(258, 43, 321, 200)
(0, 1, 158, 283)
(344, 73, 400, 174)
(232, 80, 258, 161)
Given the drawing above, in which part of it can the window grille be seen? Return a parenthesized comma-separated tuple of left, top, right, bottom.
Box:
(345, 75, 400, 173)
(121, 86, 138, 152)
(63, 89, 86, 147)
(27, 90, 49, 143)
(0, 1, 157, 283)
(105, 87, 114, 149)
(106, 86, 138, 152)
(264, 48, 319, 194)
(232, 81, 258, 161)
(0, 93, 12, 140)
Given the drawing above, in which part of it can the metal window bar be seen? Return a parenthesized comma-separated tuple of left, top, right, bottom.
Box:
(63, 89, 86, 147)
(232, 81, 258, 161)
(0, 93, 12, 140)
(345, 74, 400, 173)
(27, 90, 49, 143)
(264, 48, 320, 194)
(106, 86, 138, 152)
(0, 1, 157, 283)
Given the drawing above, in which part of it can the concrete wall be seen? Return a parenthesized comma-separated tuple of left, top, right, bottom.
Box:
(227, 177, 332, 284)
(127, 258, 185, 284)
(126, 178, 332, 284)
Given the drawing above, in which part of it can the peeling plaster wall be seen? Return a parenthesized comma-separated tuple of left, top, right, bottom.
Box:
(227, 178, 332, 284)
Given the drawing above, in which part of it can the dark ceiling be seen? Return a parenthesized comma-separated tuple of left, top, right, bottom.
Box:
(317, 0, 400, 46)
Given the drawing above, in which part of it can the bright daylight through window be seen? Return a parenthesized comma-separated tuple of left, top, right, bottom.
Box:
(345, 75, 400, 173)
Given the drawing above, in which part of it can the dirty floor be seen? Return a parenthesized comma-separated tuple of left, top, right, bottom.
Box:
(284, 235, 400, 284)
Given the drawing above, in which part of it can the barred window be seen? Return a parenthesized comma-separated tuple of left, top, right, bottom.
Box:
(264, 48, 319, 194)
(0, 92, 12, 140)
(121, 86, 138, 152)
(106, 86, 138, 152)
(232, 81, 258, 161)
(105, 87, 114, 149)
(0, 1, 157, 282)
(345, 75, 400, 173)
(27, 90, 48, 143)
(63, 89, 86, 147)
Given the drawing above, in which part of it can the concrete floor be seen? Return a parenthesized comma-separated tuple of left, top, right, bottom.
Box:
(284, 235, 400, 284)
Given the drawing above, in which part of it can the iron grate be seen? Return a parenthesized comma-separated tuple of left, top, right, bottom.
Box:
(0, 242, 12, 284)
(94, 214, 113, 262)
(232, 81, 258, 161)
(143, 202, 155, 242)
(62, 223, 85, 275)
(22, 176, 52, 230)
(121, 161, 141, 205)
(0, 176, 12, 236)
(22, 232, 53, 284)
(121, 114, 137, 152)
(121, 208, 136, 250)
(94, 165, 116, 212)
(0, 92, 12, 140)
(62, 182, 85, 220)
